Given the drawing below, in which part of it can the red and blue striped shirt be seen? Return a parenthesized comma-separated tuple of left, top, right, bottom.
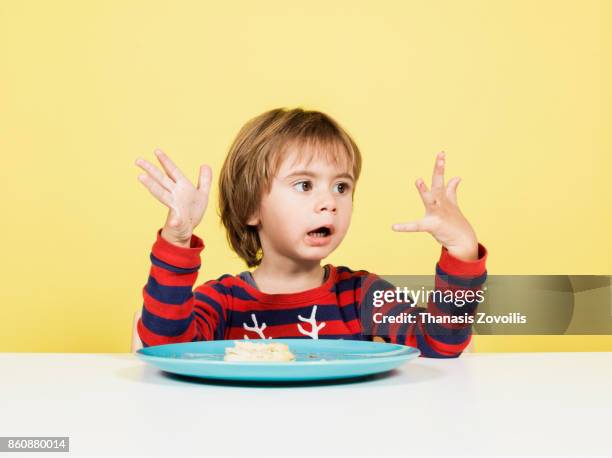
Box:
(138, 228, 488, 358)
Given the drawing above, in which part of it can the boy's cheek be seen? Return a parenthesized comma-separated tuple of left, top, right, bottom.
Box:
(340, 208, 353, 231)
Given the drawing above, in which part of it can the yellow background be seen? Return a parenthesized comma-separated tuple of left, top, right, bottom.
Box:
(0, 0, 610, 352)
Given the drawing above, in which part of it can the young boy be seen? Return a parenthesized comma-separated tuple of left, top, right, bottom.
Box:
(134, 108, 488, 358)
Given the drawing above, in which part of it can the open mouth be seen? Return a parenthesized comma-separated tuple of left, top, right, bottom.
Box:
(307, 226, 333, 238)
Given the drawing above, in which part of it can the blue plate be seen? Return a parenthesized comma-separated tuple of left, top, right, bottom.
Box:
(136, 339, 421, 382)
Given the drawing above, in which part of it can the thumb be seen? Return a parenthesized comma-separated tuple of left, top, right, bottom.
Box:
(197, 165, 212, 193)
(392, 220, 426, 232)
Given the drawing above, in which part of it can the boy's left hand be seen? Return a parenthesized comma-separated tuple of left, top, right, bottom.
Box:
(392, 152, 479, 261)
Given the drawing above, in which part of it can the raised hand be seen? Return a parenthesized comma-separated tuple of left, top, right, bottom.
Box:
(392, 152, 479, 261)
(135, 149, 212, 246)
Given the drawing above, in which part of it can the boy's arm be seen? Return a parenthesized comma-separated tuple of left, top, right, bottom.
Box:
(413, 242, 487, 357)
(137, 228, 227, 347)
(383, 150, 488, 356)
(366, 242, 488, 358)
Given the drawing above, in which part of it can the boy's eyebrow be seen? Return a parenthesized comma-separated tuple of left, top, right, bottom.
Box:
(283, 170, 355, 181)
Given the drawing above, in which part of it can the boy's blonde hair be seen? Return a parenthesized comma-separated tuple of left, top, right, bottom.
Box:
(219, 107, 362, 267)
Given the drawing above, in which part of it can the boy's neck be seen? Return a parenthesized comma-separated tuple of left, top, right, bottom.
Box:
(251, 257, 326, 294)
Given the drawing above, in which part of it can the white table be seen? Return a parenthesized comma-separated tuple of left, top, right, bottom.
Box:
(0, 352, 610, 457)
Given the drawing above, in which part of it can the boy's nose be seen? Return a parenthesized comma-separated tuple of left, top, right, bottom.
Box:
(316, 194, 337, 213)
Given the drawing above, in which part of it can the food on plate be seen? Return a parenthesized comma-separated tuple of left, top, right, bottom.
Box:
(223, 341, 296, 362)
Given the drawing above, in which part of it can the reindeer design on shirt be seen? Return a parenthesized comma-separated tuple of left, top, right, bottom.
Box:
(296, 305, 326, 339)
(242, 313, 271, 340)
(242, 305, 326, 339)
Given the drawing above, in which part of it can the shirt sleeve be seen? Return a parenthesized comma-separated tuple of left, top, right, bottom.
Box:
(136, 228, 227, 347)
(366, 243, 488, 358)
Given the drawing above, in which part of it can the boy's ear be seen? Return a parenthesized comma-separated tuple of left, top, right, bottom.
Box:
(247, 211, 260, 227)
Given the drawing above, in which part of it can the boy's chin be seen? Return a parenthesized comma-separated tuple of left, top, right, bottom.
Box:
(299, 253, 329, 263)
(296, 245, 337, 262)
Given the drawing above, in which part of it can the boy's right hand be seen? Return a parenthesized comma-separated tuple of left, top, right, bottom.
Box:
(135, 149, 212, 247)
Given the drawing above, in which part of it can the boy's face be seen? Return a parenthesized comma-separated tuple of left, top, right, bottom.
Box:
(248, 145, 355, 264)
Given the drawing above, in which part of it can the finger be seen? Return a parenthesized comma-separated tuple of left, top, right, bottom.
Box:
(446, 176, 461, 205)
(137, 173, 173, 208)
(431, 151, 445, 189)
(392, 220, 426, 232)
(415, 178, 435, 206)
(154, 148, 186, 182)
(197, 165, 212, 195)
(135, 157, 175, 191)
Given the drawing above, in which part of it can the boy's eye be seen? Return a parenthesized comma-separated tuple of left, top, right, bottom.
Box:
(334, 182, 351, 194)
(294, 180, 312, 192)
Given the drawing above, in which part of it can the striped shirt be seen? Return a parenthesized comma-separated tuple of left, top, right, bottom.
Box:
(138, 228, 488, 358)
